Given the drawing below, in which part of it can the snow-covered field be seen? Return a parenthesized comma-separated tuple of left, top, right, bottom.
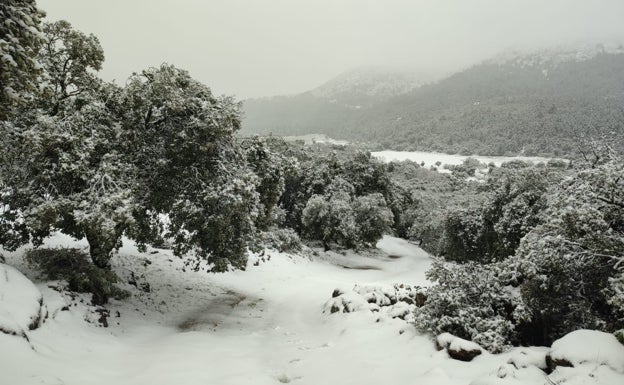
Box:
(283, 134, 349, 146)
(371, 150, 560, 169)
(1, 235, 622, 385)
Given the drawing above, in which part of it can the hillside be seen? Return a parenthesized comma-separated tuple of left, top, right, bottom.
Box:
(240, 67, 432, 139)
(242, 45, 624, 156)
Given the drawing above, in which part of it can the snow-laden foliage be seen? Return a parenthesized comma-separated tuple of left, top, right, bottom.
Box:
(1, 92, 136, 269)
(258, 228, 302, 252)
(167, 163, 260, 271)
(118, 64, 261, 271)
(513, 158, 624, 343)
(415, 156, 624, 349)
(0, 0, 45, 120)
(414, 258, 524, 353)
(38, 20, 104, 116)
(242, 137, 290, 230)
(275, 147, 398, 250)
(302, 186, 393, 250)
(436, 167, 561, 262)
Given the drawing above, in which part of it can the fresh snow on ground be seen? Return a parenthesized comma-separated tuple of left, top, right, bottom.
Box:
(0, 263, 46, 336)
(371, 150, 559, 169)
(1, 234, 622, 385)
(283, 134, 349, 146)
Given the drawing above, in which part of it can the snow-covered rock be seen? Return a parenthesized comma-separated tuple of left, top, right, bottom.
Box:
(436, 333, 484, 362)
(546, 329, 624, 373)
(323, 291, 370, 314)
(0, 264, 47, 338)
(323, 283, 423, 321)
(507, 348, 549, 370)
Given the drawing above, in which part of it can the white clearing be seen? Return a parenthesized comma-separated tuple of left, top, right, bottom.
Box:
(0, 234, 621, 385)
(371, 150, 561, 169)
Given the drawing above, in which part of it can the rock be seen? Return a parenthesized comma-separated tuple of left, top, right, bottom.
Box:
(331, 289, 343, 298)
(0, 264, 47, 338)
(545, 354, 573, 372)
(95, 308, 110, 327)
(507, 348, 549, 370)
(323, 293, 368, 314)
(546, 329, 624, 373)
(436, 333, 483, 362)
(415, 292, 427, 307)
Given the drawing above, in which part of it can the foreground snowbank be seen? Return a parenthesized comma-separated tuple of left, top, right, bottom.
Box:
(0, 263, 47, 337)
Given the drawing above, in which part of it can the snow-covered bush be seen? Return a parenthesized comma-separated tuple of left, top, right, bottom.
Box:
(259, 228, 302, 252)
(511, 158, 624, 344)
(413, 258, 525, 353)
(435, 167, 559, 263)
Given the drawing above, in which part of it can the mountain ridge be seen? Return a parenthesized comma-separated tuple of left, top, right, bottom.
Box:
(241, 46, 624, 156)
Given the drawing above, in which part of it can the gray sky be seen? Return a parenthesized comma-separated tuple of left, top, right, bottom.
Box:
(38, 0, 624, 99)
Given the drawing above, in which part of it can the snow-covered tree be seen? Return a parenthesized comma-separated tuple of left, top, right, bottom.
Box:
(37, 20, 104, 116)
(1, 90, 135, 266)
(0, 0, 45, 120)
(242, 136, 288, 230)
(353, 193, 393, 246)
(118, 64, 259, 270)
(513, 157, 624, 343)
(1, 18, 133, 270)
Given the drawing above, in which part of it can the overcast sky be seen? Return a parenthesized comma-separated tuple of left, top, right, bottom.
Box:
(37, 0, 624, 99)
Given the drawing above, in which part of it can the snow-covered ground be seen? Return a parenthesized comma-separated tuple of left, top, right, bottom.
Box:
(1, 235, 622, 385)
(283, 134, 349, 146)
(371, 150, 560, 169)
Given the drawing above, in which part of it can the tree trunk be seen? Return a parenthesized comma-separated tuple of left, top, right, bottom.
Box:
(85, 228, 117, 269)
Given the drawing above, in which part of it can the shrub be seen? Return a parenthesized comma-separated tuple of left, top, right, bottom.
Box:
(26, 248, 128, 305)
(413, 258, 525, 353)
(259, 228, 302, 252)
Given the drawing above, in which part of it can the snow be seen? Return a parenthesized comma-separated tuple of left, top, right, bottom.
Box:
(371, 150, 559, 169)
(0, 263, 46, 336)
(283, 134, 349, 146)
(549, 329, 624, 373)
(437, 332, 484, 353)
(0, 235, 622, 385)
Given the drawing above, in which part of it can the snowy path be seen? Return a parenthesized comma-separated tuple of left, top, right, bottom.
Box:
(0, 236, 552, 385)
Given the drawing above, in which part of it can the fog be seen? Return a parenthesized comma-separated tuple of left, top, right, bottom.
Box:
(37, 0, 624, 98)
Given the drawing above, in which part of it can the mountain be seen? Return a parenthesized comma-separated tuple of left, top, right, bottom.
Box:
(242, 44, 624, 156)
(240, 67, 434, 139)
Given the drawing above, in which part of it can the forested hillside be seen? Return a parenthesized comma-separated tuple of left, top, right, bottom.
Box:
(241, 67, 429, 139)
(243, 47, 624, 156)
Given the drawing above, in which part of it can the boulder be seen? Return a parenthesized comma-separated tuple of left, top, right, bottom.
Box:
(436, 333, 483, 362)
(0, 264, 47, 338)
(322, 292, 369, 314)
(546, 329, 624, 373)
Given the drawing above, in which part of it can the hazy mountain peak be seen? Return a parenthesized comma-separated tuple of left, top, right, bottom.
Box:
(308, 67, 430, 101)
